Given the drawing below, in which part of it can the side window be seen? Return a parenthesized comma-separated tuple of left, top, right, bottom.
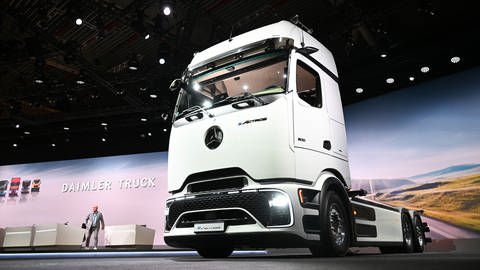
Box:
(296, 60, 322, 108)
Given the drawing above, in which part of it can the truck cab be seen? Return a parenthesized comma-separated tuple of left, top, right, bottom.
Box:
(164, 21, 428, 257)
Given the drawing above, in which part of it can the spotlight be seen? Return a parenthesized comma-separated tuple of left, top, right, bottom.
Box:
(163, 128, 167, 132)
(386, 78, 395, 84)
(163, 6, 172, 16)
(380, 53, 387, 58)
(51, 143, 56, 147)
(203, 100, 212, 108)
(63, 127, 70, 131)
(144, 33, 150, 40)
(158, 58, 166, 65)
(24, 131, 30, 135)
(192, 82, 200, 91)
(140, 118, 148, 122)
(75, 18, 83, 25)
(13, 143, 18, 147)
(421, 66, 430, 73)
(15, 124, 20, 129)
(355, 88, 363, 94)
(34, 79, 44, 84)
(128, 58, 139, 70)
(409, 76, 415, 81)
(150, 94, 158, 99)
(147, 132, 152, 136)
(101, 122, 108, 126)
(450, 56, 460, 64)
(76, 79, 85, 85)
(101, 138, 106, 142)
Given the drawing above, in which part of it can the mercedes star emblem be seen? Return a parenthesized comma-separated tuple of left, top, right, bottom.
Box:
(205, 126, 223, 149)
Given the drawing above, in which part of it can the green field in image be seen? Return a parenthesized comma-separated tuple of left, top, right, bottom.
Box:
(375, 174, 480, 232)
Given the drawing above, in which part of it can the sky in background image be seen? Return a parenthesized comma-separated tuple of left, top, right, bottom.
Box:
(344, 66, 480, 180)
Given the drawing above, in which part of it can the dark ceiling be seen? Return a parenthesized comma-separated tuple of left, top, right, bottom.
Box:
(1, 0, 479, 165)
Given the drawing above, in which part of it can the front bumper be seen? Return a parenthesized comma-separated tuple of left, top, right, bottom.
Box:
(164, 186, 322, 248)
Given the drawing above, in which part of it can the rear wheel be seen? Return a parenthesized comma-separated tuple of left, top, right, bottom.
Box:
(310, 191, 351, 257)
(380, 212, 414, 254)
(196, 247, 234, 258)
(412, 215, 426, 253)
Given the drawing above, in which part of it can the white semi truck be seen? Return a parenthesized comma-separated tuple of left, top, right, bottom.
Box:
(164, 20, 429, 258)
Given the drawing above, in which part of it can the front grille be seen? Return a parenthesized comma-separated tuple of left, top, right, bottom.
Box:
(176, 209, 255, 228)
(188, 177, 246, 193)
(166, 190, 291, 230)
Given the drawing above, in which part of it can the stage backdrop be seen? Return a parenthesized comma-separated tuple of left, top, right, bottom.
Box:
(345, 66, 480, 240)
(0, 152, 169, 245)
(1, 67, 480, 245)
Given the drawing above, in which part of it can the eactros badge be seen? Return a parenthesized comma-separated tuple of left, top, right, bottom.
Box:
(205, 126, 223, 149)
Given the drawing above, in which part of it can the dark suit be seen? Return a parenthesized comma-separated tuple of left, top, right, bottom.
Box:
(84, 211, 105, 248)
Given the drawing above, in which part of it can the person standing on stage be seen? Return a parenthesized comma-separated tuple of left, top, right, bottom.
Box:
(83, 205, 105, 250)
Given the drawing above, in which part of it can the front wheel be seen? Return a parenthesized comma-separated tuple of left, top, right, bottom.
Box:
(310, 191, 351, 257)
(196, 247, 234, 258)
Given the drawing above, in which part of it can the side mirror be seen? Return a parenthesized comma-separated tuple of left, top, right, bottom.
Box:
(169, 79, 182, 92)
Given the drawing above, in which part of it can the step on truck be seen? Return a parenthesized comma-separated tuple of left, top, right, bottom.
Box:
(164, 20, 429, 258)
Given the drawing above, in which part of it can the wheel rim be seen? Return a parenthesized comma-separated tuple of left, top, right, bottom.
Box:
(402, 215, 413, 247)
(415, 219, 424, 248)
(329, 203, 346, 246)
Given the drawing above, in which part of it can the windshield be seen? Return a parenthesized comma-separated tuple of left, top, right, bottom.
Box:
(174, 51, 288, 120)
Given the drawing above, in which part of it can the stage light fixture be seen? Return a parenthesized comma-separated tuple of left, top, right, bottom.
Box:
(141, 118, 148, 122)
(76, 79, 85, 85)
(150, 94, 158, 99)
(386, 78, 395, 84)
(409, 76, 415, 81)
(163, 6, 172, 16)
(101, 122, 108, 126)
(421, 66, 430, 73)
(51, 143, 56, 147)
(24, 131, 30, 135)
(450, 56, 460, 64)
(15, 124, 20, 129)
(128, 58, 139, 70)
(63, 127, 70, 131)
(163, 128, 167, 132)
(34, 79, 44, 84)
(355, 88, 363, 94)
(101, 138, 106, 142)
(13, 143, 18, 147)
(147, 132, 152, 136)
(144, 33, 150, 40)
(75, 18, 83, 25)
(380, 53, 387, 58)
(158, 58, 166, 65)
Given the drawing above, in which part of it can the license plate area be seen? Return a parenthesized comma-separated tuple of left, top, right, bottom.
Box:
(194, 222, 225, 233)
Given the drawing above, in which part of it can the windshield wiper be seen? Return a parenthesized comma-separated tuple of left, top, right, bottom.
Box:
(215, 92, 266, 106)
(178, 105, 215, 119)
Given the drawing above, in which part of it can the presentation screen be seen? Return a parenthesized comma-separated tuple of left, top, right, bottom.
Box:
(0, 152, 169, 245)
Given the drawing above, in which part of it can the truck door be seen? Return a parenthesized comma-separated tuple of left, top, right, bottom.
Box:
(290, 53, 332, 162)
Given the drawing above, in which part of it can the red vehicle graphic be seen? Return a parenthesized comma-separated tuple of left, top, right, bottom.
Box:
(9, 177, 21, 197)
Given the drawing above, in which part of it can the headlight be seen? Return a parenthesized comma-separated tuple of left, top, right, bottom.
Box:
(265, 191, 292, 227)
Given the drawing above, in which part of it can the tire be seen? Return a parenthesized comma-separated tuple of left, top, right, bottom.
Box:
(380, 212, 414, 254)
(310, 191, 351, 257)
(196, 247, 234, 258)
(412, 215, 426, 253)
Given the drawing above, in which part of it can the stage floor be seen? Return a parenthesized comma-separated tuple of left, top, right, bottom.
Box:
(0, 250, 479, 270)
